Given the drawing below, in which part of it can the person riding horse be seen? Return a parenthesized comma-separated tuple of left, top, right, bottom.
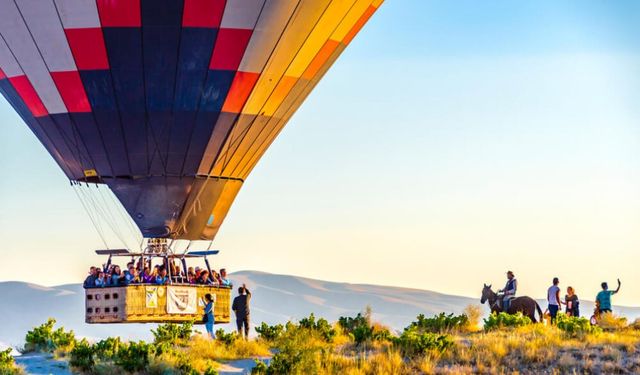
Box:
(481, 283, 543, 323)
(498, 271, 517, 311)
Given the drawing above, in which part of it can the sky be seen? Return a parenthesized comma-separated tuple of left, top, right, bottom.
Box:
(1, 0, 639, 306)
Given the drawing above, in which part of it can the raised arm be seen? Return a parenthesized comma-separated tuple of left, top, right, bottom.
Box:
(614, 279, 621, 293)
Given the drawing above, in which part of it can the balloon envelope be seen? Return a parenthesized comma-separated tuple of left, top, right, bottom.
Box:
(0, 0, 382, 240)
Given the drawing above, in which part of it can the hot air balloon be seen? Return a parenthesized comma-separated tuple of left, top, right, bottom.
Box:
(0, 0, 382, 324)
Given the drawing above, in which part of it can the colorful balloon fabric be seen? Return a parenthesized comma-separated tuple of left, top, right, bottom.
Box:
(0, 0, 382, 240)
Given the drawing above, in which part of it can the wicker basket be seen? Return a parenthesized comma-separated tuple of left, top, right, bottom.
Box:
(85, 284, 231, 324)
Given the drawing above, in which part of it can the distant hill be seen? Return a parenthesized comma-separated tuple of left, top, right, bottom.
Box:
(1, 271, 639, 346)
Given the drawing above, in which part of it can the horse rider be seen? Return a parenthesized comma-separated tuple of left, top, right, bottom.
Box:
(498, 271, 517, 311)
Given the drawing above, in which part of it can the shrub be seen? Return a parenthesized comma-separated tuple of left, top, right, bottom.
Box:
(69, 339, 96, 372)
(93, 337, 122, 360)
(463, 305, 483, 332)
(598, 313, 628, 331)
(393, 328, 454, 357)
(255, 318, 335, 374)
(24, 319, 76, 353)
(251, 359, 269, 374)
(338, 310, 391, 346)
(255, 322, 285, 341)
(0, 347, 22, 374)
(115, 341, 152, 372)
(298, 313, 336, 342)
(483, 312, 532, 330)
(152, 321, 193, 346)
(215, 329, 238, 346)
(407, 312, 469, 333)
(556, 314, 601, 336)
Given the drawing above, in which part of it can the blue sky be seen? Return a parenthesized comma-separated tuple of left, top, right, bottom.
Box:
(1, 0, 639, 306)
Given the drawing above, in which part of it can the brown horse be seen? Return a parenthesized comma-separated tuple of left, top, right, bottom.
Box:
(481, 284, 543, 323)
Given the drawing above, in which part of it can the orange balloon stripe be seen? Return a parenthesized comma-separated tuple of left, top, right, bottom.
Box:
(302, 39, 340, 80)
(222, 71, 261, 113)
(343, 5, 376, 45)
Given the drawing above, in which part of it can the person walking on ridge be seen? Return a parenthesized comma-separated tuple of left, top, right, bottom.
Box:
(232, 284, 251, 339)
(596, 279, 621, 315)
(498, 271, 517, 311)
(547, 277, 561, 324)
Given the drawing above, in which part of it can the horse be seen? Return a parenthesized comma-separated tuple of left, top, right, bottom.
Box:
(481, 284, 543, 323)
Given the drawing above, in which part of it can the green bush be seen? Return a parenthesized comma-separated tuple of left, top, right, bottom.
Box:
(254, 317, 336, 374)
(255, 322, 284, 341)
(338, 312, 391, 346)
(407, 313, 469, 333)
(93, 337, 122, 360)
(556, 314, 601, 336)
(298, 313, 336, 342)
(151, 321, 193, 346)
(24, 319, 76, 353)
(69, 339, 96, 372)
(0, 347, 22, 374)
(483, 312, 532, 330)
(215, 329, 238, 346)
(115, 341, 152, 372)
(393, 327, 453, 357)
(251, 359, 269, 374)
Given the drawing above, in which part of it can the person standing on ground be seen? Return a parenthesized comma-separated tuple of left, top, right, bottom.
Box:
(547, 277, 561, 324)
(564, 286, 580, 317)
(232, 284, 251, 339)
(204, 293, 215, 339)
(596, 279, 621, 314)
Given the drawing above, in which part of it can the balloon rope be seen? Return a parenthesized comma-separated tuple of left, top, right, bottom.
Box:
(94, 185, 130, 249)
(83, 185, 129, 249)
(73, 184, 109, 249)
(101, 185, 143, 248)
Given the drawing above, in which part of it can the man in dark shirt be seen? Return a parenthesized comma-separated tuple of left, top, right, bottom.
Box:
(83, 267, 97, 288)
(232, 284, 251, 339)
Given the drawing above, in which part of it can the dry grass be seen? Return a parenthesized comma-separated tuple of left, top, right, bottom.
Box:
(279, 321, 638, 374)
(185, 334, 270, 362)
(598, 313, 629, 331)
(462, 305, 483, 333)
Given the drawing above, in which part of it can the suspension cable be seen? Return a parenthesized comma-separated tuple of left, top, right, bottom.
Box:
(73, 183, 109, 249)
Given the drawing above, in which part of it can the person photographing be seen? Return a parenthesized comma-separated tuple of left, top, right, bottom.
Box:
(596, 279, 621, 314)
(232, 283, 251, 339)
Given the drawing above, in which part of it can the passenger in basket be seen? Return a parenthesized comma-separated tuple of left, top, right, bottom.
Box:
(210, 270, 221, 286)
(95, 271, 106, 287)
(124, 266, 140, 285)
(173, 265, 184, 283)
(111, 265, 124, 286)
(219, 269, 231, 287)
(197, 270, 211, 285)
(187, 267, 197, 284)
(84, 267, 97, 288)
(156, 267, 169, 285)
(204, 293, 215, 339)
(142, 267, 154, 284)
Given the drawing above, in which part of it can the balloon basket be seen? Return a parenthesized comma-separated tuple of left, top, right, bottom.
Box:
(85, 284, 231, 324)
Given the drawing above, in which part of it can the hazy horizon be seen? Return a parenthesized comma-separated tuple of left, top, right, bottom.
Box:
(1, 1, 639, 306)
